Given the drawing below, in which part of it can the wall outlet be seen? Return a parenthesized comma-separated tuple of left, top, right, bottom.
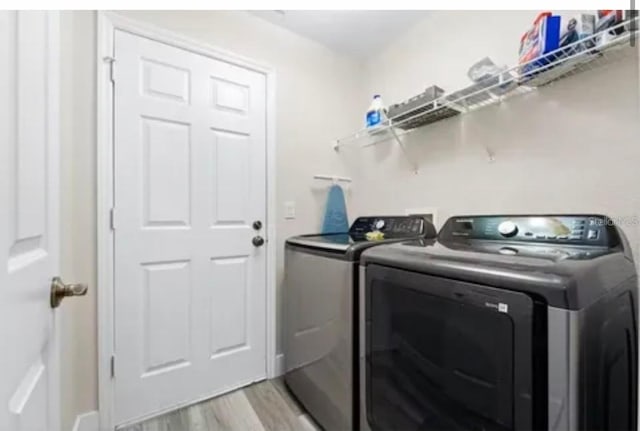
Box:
(284, 201, 296, 219)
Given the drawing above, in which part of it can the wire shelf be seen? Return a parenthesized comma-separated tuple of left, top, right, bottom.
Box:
(335, 17, 638, 150)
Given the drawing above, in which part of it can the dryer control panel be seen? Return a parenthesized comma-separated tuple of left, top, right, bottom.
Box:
(440, 215, 621, 247)
(350, 216, 435, 239)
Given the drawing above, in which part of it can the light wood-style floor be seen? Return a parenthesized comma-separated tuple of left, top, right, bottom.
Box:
(120, 379, 321, 431)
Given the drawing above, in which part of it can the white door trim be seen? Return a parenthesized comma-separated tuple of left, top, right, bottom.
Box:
(49, 12, 62, 431)
(96, 11, 277, 431)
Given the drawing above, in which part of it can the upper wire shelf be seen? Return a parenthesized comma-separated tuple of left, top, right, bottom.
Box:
(334, 17, 639, 150)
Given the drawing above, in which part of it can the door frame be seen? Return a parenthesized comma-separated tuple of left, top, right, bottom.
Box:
(96, 11, 278, 430)
(48, 13, 62, 431)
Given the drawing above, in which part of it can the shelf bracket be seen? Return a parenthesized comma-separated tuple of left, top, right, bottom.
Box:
(485, 146, 496, 163)
(388, 125, 419, 174)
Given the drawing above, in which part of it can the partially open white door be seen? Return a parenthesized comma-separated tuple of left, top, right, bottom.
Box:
(0, 11, 62, 431)
(113, 30, 268, 425)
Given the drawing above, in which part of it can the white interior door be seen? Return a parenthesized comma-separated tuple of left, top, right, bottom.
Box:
(0, 11, 61, 431)
(113, 30, 267, 425)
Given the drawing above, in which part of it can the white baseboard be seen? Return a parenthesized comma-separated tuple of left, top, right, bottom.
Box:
(274, 353, 285, 377)
(72, 411, 99, 431)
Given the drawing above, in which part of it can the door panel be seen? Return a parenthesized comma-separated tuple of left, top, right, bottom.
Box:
(114, 30, 267, 425)
(0, 11, 60, 431)
(142, 117, 191, 227)
(142, 261, 192, 375)
(210, 257, 249, 356)
(211, 78, 249, 113)
(212, 131, 251, 224)
(9, 12, 49, 270)
(141, 58, 190, 103)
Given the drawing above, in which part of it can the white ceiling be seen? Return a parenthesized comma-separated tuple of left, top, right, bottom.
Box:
(250, 11, 428, 60)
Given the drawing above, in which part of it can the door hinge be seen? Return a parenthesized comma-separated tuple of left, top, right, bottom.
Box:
(110, 355, 115, 379)
(104, 56, 115, 84)
(110, 207, 117, 230)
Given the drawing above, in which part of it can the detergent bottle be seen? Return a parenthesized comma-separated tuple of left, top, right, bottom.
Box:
(366, 95, 386, 128)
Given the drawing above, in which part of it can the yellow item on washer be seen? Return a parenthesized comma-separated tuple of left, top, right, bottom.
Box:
(366, 230, 385, 241)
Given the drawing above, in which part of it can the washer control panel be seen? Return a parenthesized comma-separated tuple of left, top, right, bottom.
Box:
(441, 215, 619, 247)
(349, 216, 431, 239)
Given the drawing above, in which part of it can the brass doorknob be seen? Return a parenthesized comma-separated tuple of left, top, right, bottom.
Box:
(50, 277, 88, 308)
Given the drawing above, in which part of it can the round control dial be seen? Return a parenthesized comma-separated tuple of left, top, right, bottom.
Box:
(498, 220, 518, 237)
(374, 219, 386, 230)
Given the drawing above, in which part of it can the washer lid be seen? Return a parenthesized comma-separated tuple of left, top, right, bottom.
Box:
(286, 233, 424, 260)
(286, 233, 355, 252)
(286, 215, 438, 258)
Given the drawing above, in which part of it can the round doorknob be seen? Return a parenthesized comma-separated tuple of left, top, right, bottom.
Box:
(50, 277, 88, 308)
(252, 236, 265, 247)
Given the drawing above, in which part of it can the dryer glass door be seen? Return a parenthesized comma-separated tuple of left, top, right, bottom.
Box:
(364, 265, 537, 431)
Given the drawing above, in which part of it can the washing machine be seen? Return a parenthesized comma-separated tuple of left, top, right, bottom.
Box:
(359, 214, 637, 431)
(284, 215, 437, 431)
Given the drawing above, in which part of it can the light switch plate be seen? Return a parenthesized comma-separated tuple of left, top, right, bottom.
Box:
(284, 201, 296, 219)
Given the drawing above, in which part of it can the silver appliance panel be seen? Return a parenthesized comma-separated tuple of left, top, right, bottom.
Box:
(359, 265, 370, 431)
(547, 306, 583, 431)
(285, 247, 354, 431)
